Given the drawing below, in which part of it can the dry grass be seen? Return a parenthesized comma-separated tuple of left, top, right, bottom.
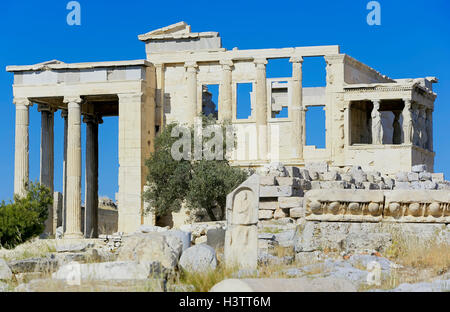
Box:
(260, 227, 283, 234)
(358, 271, 400, 292)
(12, 278, 164, 292)
(0, 239, 56, 262)
(176, 264, 238, 292)
(385, 235, 450, 275)
(272, 245, 294, 258)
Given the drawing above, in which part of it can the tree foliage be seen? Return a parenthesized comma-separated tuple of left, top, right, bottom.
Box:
(144, 115, 250, 221)
(0, 181, 52, 249)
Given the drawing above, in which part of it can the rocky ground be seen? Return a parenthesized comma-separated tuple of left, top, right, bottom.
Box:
(0, 220, 448, 292)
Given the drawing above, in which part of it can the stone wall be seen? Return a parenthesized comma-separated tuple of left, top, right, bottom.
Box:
(80, 205, 118, 235)
(255, 162, 449, 223)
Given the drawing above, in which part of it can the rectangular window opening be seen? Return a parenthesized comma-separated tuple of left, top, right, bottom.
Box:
(202, 84, 219, 119)
(306, 105, 326, 148)
(236, 82, 253, 119)
(270, 80, 289, 119)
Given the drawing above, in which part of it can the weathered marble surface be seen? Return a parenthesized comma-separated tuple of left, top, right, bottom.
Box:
(224, 174, 259, 270)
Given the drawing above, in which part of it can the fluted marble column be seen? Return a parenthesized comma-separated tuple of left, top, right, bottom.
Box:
(371, 100, 382, 144)
(219, 60, 233, 121)
(155, 63, 165, 129)
(426, 108, 433, 151)
(289, 56, 304, 160)
(38, 104, 55, 234)
(254, 58, 268, 160)
(402, 99, 413, 144)
(83, 114, 101, 238)
(64, 96, 83, 239)
(184, 61, 198, 124)
(61, 109, 68, 231)
(14, 98, 31, 197)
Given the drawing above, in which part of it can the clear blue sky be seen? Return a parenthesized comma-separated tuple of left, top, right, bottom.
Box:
(0, 0, 449, 202)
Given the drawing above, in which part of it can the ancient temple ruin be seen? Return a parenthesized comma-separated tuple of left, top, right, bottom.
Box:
(6, 22, 438, 237)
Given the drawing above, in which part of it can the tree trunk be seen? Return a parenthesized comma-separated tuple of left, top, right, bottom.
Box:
(206, 205, 217, 221)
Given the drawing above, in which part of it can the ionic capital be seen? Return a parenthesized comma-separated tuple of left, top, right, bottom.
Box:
(63, 96, 83, 105)
(82, 114, 96, 124)
(83, 114, 104, 125)
(289, 56, 304, 64)
(13, 97, 31, 107)
(37, 103, 56, 113)
(219, 59, 234, 70)
(254, 58, 268, 68)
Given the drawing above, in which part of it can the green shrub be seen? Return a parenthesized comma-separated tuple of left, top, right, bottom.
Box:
(0, 181, 52, 249)
(186, 159, 249, 221)
(143, 122, 192, 218)
(144, 115, 250, 221)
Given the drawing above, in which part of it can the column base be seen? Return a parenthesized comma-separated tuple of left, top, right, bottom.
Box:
(63, 232, 84, 239)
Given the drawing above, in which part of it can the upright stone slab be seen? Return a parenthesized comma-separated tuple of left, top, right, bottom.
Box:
(224, 174, 259, 270)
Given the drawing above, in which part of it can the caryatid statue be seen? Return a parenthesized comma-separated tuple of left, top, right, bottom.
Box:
(402, 99, 413, 144)
(371, 100, 383, 144)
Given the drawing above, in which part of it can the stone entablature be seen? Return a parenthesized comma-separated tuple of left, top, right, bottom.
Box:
(384, 190, 450, 223)
(343, 82, 436, 106)
(304, 189, 450, 224)
(305, 189, 384, 223)
(8, 60, 150, 88)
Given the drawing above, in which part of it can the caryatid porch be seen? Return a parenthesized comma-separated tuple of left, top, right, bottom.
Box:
(7, 60, 155, 237)
(342, 80, 437, 172)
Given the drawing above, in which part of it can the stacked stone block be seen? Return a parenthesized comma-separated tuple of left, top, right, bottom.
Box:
(394, 165, 450, 190)
(256, 162, 450, 222)
(258, 174, 304, 221)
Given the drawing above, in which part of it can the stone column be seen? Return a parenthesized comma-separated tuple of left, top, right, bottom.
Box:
(64, 96, 83, 239)
(254, 58, 268, 160)
(418, 106, 427, 149)
(426, 108, 433, 151)
(371, 100, 382, 144)
(402, 99, 413, 144)
(155, 63, 165, 130)
(289, 56, 304, 160)
(61, 109, 68, 231)
(184, 61, 198, 124)
(38, 104, 55, 234)
(83, 115, 101, 238)
(14, 98, 31, 197)
(219, 60, 233, 121)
